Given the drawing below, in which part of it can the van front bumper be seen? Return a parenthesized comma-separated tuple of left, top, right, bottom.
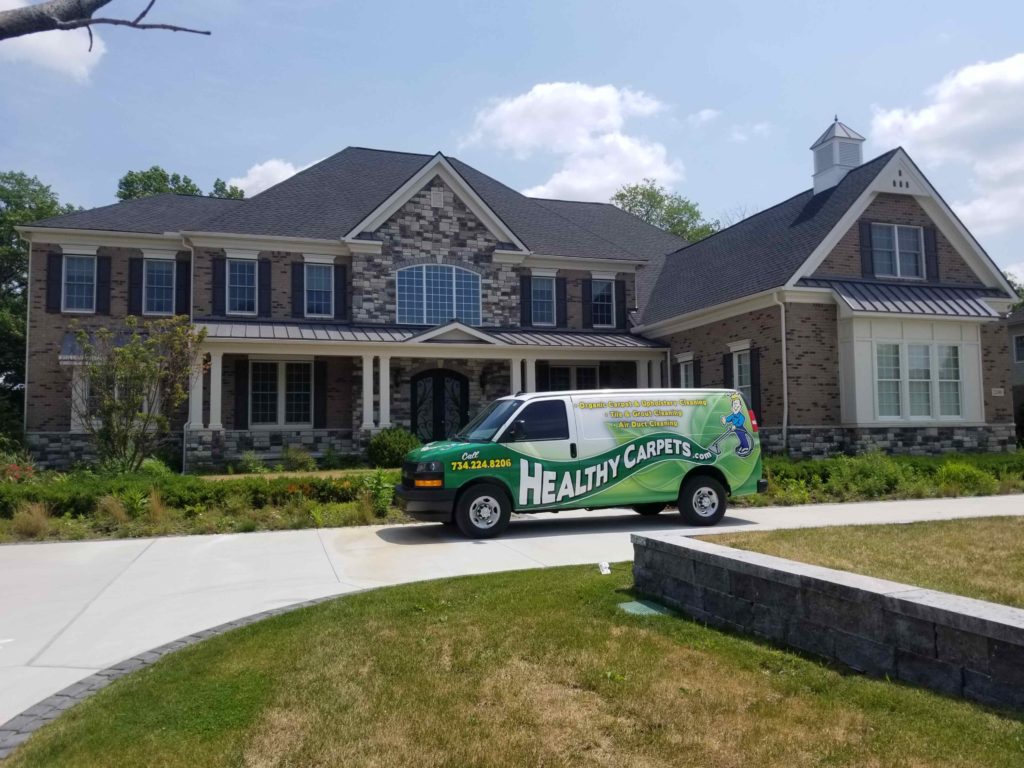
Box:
(757, 478, 769, 494)
(394, 484, 457, 521)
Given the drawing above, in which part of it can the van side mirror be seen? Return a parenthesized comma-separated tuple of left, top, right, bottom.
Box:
(502, 419, 525, 442)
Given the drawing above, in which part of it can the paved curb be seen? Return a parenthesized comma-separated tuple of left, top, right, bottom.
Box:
(0, 594, 351, 760)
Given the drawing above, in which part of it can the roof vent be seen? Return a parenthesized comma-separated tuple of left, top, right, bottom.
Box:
(811, 117, 865, 194)
(430, 186, 444, 208)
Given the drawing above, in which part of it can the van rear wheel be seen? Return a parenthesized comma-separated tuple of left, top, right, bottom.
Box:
(678, 475, 727, 526)
(632, 503, 665, 516)
(455, 483, 511, 539)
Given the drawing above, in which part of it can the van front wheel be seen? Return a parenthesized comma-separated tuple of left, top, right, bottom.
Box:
(455, 484, 512, 539)
(678, 476, 727, 526)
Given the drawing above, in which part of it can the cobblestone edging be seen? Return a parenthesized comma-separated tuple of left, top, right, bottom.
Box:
(633, 533, 1024, 709)
(0, 593, 356, 760)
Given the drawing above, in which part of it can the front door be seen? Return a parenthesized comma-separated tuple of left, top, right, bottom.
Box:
(411, 369, 469, 442)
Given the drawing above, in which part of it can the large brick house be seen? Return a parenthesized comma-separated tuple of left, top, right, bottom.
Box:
(18, 121, 1018, 469)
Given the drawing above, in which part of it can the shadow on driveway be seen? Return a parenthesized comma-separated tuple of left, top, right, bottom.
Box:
(376, 511, 759, 545)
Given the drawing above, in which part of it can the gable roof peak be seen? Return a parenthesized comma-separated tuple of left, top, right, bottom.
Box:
(810, 118, 866, 149)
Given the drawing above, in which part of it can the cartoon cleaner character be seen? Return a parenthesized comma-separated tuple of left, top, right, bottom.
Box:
(720, 394, 753, 458)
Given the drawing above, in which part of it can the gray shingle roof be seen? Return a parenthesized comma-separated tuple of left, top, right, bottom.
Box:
(800, 278, 1005, 318)
(641, 150, 899, 325)
(28, 194, 243, 234)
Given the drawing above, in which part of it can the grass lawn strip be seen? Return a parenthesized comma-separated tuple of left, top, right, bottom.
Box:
(710, 516, 1024, 609)
(7, 564, 1024, 767)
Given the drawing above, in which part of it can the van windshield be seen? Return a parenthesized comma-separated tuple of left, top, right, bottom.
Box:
(455, 399, 523, 442)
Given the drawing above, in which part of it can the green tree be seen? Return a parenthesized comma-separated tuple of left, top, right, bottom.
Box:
(116, 166, 202, 201)
(72, 316, 206, 471)
(611, 178, 720, 243)
(210, 178, 245, 199)
(0, 172, 76, 438)
(1005, 271, 1024, 312)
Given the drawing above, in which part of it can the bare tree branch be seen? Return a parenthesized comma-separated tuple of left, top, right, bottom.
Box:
(0, 0, 209, 44)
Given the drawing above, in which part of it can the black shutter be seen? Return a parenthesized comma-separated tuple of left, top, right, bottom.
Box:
(859, 221, 874, 278)
(723, 353, 733, 389)
(258, 259, 272, 318)
(128, 258, 143, 315)
(555, 277, 567, 327)
(291, 262, 304, 318)
(519, 274, 532, 326)
(95, 256, 111, 315)
(175, 260, 191, 316)
(334, 264, 346, 320)
(923, 226, 939, 282)
(670, 359, 681, 387)
(212, 257, 226, 315)
(234, 358, 249, 429)
(313, 359, 327, 428)
(581, 279, 593, 328)
(615, 279, 627, 328)
(46, 252, 62, 313)
(749, 348, 762, 419)
(693, 358, 702, 388)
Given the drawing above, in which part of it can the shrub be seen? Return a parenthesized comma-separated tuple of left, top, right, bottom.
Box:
(359, 469, 394, 518)
(281, 446, 317, 472)
(118, 488, 149, 519)
(934, 461, 999, 497)
(367, 428, 420, 468)
(12, 502, 50, 539)
(139, 458, 173, 477)
(238, 451, 268, 475)
(95, 494, 129, 530)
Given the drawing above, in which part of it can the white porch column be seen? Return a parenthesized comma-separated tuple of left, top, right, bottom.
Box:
(379, 355, 392, 428)
(524, 358, 537, 393)
(510, 357, 522, 394)
(188, 355, 205, 429)
(653, 359, 663, 387)
(361, 354, 375, 430)
(636, 359, 649, 388)
(208, 351, 223, 430)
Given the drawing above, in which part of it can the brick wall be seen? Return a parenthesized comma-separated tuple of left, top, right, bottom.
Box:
(981, 320, 1014, 424)
(784, 302, 841, 426)
(664, 306, 784, 427)
(814, 193, 984, 285)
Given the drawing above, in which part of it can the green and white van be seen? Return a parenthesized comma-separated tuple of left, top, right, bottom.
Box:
(395, 388, 768, 538)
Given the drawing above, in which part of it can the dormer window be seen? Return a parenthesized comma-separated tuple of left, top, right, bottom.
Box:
(871, 224, 924, 279)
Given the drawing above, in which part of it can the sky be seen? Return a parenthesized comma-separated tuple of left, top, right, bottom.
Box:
(1, 0, 1022, 279)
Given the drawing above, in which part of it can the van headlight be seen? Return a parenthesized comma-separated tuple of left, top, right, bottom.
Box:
(415, 461, 442, 474)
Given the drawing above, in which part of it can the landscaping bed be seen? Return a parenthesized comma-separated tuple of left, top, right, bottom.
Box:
(7, 564, 1023, 767)
(711, 516, 1024, 608)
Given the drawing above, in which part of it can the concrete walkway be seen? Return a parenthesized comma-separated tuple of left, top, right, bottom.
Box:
(1, 495, 1022, 726)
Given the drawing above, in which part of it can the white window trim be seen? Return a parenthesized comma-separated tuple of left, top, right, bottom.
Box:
(732, 350, 752, 401)
(304, 262, 335, 319)
(591, 277, 615, 329)
(226, 258, 258, 317)
(396, 264, 482, 326)
(61, 253, 97, 314)
(142, 259, 176, 317)
(1014, 334, 1024, 364)
(248, 360, 314, 429)
(531, 274, 556, 327)
(727, 339, 751, 353)
(679, 360, 695, 388)
(871, 340, 964, 423)
(872, 223, 925, 280)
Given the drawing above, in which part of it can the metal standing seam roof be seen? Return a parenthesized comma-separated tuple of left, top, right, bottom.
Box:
(799, 278, 1006, 318)
(197, 322, 665, 348)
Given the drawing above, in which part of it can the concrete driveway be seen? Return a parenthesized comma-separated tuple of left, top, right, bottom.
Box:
(2, 495, 1022, 727)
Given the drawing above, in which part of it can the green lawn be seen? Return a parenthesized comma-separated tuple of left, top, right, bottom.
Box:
(9, 565, 1024, 767)
(711, 515, 1024, 608)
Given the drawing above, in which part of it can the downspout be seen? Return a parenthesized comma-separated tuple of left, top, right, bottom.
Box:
(772, 292, 789, 451)
(22, 231, 32, 439)
(182, 235, 195, 475)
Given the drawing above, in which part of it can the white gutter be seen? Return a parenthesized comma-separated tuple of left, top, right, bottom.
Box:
(772, 291, 789, 449)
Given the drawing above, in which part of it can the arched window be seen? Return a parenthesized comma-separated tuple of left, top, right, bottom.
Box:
(396, 264, 481, 326)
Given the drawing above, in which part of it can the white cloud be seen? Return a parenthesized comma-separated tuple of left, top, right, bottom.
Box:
(871, 52, 1024, 238)
(0, 0, 105, 81)
(686, 108, 721, 127)
(228, 159, 308, 196)
(728, 122, 771, 143)
(466, 82, 682, 201)
(1003, 260, 1024, 283)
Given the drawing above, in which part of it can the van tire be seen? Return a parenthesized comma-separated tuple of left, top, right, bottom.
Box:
(678, 475, 727, 526)
(455, 483, 512, 539)
(632, 503, 665, 516)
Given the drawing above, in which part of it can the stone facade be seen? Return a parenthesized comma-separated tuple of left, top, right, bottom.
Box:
(183, 428, 356, 473)
(814, 193, 984, 285)
(761, 424, 1017, 459)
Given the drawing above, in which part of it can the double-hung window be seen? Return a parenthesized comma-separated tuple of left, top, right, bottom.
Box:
(733, 350, 752, 405)
(305, 263, 333, 318)
(591, 279, 614, 327)
(871, 224, 924, 279)
(143, 259, 175, 315)
(531, 276, 556, 326)
(396, 264, 481, 326)
(250, 361, 313, 426)
(875, 341, 962, 420)
(547, 365, 598, 391)
(680, 360, 695, 388)
(63, 254, 96, 312)
(227, 259, 257, 315)
(1014, 335, 1024, 364)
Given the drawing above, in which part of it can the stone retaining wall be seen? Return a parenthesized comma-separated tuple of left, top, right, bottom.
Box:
(183, 428, 357, 472)
(633, 533, 1024, 709)
(759, 424, 1017, 458)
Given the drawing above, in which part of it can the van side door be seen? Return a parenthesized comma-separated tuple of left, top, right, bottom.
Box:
(498, 396, 579, 510)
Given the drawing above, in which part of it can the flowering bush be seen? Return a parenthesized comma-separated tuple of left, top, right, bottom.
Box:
(1, 462, 34, 483)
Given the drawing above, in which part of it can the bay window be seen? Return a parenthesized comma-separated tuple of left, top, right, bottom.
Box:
(875, 341, 962, 420)
(63, 254, 96, 312)
(228, 259, 257, 315)
(250, 361, 313, 426)
(396, 264, 481, 326)
(143, 259, 175, 315)
(871, 224, 924, 279)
